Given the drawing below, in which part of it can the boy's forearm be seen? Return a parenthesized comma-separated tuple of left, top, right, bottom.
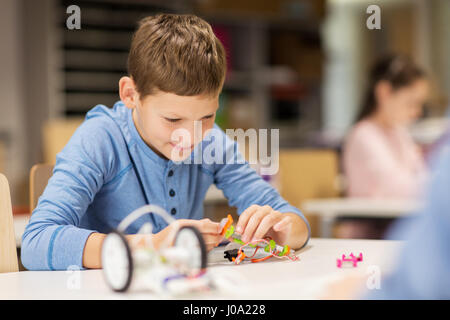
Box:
(82, 232, 106, 269)
(82, 232, 161, 269)
(284, 213, 309, 250)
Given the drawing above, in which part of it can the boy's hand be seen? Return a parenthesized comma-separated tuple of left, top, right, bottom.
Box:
(155, 218, 222, 252)
(236, 205, 292, 245)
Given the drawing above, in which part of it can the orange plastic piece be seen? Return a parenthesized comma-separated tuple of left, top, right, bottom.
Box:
(280, 245, 290, 256)
(233, 251, 246, 265)
(220, 214, 234, 237)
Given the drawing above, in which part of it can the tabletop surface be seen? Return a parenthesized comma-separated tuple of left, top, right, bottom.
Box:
(0, 238, 403, 299)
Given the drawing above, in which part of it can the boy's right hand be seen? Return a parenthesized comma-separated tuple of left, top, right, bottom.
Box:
(154, 218, 222, 251)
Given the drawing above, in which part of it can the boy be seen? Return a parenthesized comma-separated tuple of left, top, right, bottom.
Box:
(21, 14, 310, 270)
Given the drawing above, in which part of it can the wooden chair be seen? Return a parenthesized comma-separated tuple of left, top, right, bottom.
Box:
(29, 164, 54, 212)
(279, 149, 340, 237)
(31, 118, 81, 210)
(42, 118, 83, 164)
(0, 141, 5, 174)
(0, 173, 19, 273)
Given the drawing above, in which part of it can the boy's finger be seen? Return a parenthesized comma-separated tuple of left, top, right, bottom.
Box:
(199, 219, 222, 234)
(273, 215, 292, 232)
(242, 206, 272, 242)
(173, 218, 221, 234)
(203, 235, 223, 251)
(182, 218, 220, 233)
(202, 233, 223, 243)
(236, 205, 259, 234)
(253, 211, 281, 240)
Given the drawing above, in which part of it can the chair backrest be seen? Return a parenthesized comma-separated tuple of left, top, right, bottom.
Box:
(0, 141, 5, 173)
(279, 149, 340, 237)
(0, 173, 19, 273)
(29, 164, 54, 212)
(42, 118, 83, 164)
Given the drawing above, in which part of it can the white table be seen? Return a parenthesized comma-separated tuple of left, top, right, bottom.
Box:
(302, 198, 422, 238)
(0, 238, 402, 299)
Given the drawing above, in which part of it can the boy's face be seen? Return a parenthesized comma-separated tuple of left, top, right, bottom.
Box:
(132, 90, 219, 161)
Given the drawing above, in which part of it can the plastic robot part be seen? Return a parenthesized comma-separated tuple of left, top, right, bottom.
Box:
(224, 249, 240, 262)
(336, 252, 363, 268)
(219, 214, 299, 264)
(101, 205, 208, 294)
(220, 215, 234, 237)
(117, 204, 176, 233)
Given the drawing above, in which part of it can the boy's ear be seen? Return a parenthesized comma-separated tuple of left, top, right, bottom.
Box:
(119, 76, 139, 109)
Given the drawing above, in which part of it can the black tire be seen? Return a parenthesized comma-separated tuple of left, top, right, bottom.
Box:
(174, 226, 207, 272)
(101, 230, 133, 292)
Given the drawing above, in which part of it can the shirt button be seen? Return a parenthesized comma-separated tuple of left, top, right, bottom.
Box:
(169, 189, 175, 197)
(171, 208, 177, 215)
(168, 170, 174, 177)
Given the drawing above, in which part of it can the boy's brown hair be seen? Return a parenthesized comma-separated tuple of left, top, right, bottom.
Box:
(128, 13, 227, 98)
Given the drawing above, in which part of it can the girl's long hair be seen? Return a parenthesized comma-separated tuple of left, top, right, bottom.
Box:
(356, 54, 426, 123)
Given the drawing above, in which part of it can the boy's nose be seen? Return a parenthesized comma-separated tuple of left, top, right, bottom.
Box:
(187, 122, 204, 144)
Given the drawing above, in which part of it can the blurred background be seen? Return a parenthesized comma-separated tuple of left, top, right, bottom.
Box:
(1, 0, 449, 240)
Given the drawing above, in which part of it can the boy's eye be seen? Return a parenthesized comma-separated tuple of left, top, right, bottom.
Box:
(203, 115, 214, 120)
(164, 114, 214, 123)
(165, 118, 180, 123)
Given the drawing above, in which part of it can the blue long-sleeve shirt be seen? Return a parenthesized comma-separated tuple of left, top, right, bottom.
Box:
(364, 139, 450, 299)
(21, 102, 310, 271)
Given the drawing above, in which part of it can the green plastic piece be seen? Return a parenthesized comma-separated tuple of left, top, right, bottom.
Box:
(278, 245, 289, 256)
(231, 236, 258, 247)
(225, 225, 235, 238)
(269, 240, 276, 251)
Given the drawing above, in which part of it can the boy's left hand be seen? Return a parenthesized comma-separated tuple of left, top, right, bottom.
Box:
(235, 205, 292, 245)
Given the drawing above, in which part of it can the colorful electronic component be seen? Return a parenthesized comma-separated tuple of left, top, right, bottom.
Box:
(219, 214, 299, 264)
(224, 249, 240, 262)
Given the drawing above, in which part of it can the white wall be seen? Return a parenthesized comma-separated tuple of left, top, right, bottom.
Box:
(0, 0, 28, 204)
(23, 0, 63, 170)
(321, 1, 366, 135)
(0, 0, 59, 205)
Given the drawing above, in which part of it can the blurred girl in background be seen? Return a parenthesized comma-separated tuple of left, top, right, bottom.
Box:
(339, 54, 429, 239)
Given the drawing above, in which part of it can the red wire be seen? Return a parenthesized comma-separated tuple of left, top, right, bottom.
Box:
(248, 246, 260, 258)
(250, 255, 272, 263)
(234, 238, 299, 264)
